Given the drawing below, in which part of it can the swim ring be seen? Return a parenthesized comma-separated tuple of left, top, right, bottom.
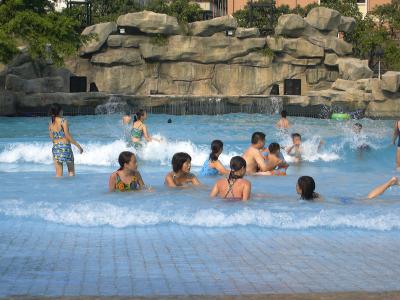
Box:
(331, 113, 350, 120)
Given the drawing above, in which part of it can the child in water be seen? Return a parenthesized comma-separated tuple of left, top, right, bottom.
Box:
(165, 152, 201, 187)
(266, 143, 289, 175)
(210, 156, 251, 201)
(109, 151, 145, 192)
(200, 140, 230, 176)
(286, 133, 302, 161)
(296, 176, 321, 201)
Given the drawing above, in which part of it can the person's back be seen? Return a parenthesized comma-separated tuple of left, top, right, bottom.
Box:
(214, 177, 251, 201)
(276, 110, 290, 129)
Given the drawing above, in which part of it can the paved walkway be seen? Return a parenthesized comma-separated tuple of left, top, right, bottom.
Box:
(0, 219, 400, 297)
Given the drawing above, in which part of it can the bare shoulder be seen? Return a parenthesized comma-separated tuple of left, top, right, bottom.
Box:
(110, 171, 118, 179)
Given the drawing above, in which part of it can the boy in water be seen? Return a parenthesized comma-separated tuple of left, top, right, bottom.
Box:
(266, 142, 289, 175)
(276, 110, 290, 129)
(352, 123, 370, 150)
(242, 132, 269, 174)
(286, 133, 302, 161)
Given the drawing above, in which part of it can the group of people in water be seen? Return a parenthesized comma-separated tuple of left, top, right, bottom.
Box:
(48, 104, 400, 201)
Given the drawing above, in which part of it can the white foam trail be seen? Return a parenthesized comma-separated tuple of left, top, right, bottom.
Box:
(1, 199, 399, 231)
(0, 136, 239, 167)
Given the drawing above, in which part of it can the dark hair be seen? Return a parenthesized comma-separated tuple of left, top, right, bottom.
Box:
(134, 109, 146, 122)
(172, 152, 191, 173)
(297, 176, 317, 200)
(354, 123, 362, 129)
(49, 103, 62, 124)
(118, 151, 135, 171)
(281, 110, 287, 118)
(251, 132, 266, 144)
(268, 142, 280, 154)
(209, 140, 223, 161)
(229, 156, 246, 180)
(291, 133, 301, 140)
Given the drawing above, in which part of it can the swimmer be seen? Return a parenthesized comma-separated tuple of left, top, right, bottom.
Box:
(109, 151, 145, 192)
(286, 133, 323, 161)
(200, 140, 230, 176)
(165, 152, 201, 187)
(392, 119, 400, 169)
(296, 176, 322, 201)
(352, 123, 370, 150)
(276, 110, 290, 129)
(367, 176, 399, 199)
(122, 110, 132, 125)
(242, 132, 270, 174)
(48, 103, 83, 177)
(285, 133, 302, 161)
(131, 109, 154, 147)
(266, 142, 289, 175)
(210, 156, 251, 201)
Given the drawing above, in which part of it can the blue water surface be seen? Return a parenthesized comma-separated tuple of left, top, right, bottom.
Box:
(0, 113, 399, 230)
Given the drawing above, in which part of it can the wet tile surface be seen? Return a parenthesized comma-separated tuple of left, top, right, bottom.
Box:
(0, 219, 400, 296)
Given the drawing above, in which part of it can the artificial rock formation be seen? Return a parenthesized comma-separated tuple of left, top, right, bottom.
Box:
(2, 7, 400, 117)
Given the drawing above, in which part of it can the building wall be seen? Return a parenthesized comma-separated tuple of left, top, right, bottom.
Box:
(227, 0, 248, 15)
(275, 0, 318, 9)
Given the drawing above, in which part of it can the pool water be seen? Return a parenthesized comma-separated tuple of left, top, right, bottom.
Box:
(0, 113, 400, 296)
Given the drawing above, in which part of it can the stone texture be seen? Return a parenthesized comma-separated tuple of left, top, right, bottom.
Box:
(338, 16, 356, 33)
(159, 62, 214, 81)
(24, 76, 65, 94)
(189, 15, 237, 37)
(235, 27, 260, 38)
(337, 58, 373, 80)
(332, 79, 356, 91)
(81, 22, 117, 55)
(324, 53, 338, 66)
(0, 91, 16, 115)
(275, 14, 307, 37)
(306, 67, 327, 84)
(7, 62, 39, 80)
(267, 37, 324, 58)
(306, 7, 341, 31)
(5, 74, 25, 91)
(117, 11, 181, 35)
(381, 71, 400, 93)
(230, 52, 273, 67)
(370, 78, 386, 101)
(308, 36, 353, 56)
(91, 48, 144, 66)
(291, 58, 321, 66)
(140, 35, 266, 63)
(366, 99, 400, 117)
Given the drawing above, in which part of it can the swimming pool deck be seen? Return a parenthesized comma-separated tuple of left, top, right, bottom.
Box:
(1, 219, 400, 297)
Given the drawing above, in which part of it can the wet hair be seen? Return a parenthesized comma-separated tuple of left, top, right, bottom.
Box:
(291, 133, 302, 140)
(297, 176, 318, 201)
(172, 152, 191, 173)
(167, 118, 172, 123)
(281, 110, 287, 118)
(134, 109, 146, 122)
(268, 142, 280, 154)
(209, 140, 223, 161)
(229, 156, 246, 180)
(49, 103, 62, 124)
(251, 132, 266, 144)
(118, 151, 135, 171)
(354, 123, 362, 129)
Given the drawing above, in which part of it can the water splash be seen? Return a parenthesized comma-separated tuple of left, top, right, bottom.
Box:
(95, 95, 129, 115)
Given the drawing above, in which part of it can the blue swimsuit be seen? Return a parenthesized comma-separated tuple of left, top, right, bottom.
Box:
(200, 159, 219, 176)
(51, 118, 74, 163)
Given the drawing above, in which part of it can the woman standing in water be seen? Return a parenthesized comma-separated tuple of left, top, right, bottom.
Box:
(131, 109, 153, 147)
(48, 104, 83, 177)
(392, 120, 400, 169)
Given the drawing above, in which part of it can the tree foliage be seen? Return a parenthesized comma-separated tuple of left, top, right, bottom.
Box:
(0, 0, 84, 65)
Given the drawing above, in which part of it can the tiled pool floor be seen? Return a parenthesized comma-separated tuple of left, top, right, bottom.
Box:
(0, 219, 399, 297)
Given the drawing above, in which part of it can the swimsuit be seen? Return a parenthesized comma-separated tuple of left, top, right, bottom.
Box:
(131, 123, 144, 149)
(200, 159, 219, 176)
(51, 118, 74, 164)
(223, 178, 243, 201)
(115, 173, 139, 191)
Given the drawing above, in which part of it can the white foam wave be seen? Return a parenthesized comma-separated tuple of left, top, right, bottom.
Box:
(0, 137, 239, 167)
(1, 199, 399, 231)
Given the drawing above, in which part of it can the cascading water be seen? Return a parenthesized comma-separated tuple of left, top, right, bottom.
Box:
(95, 95, 129, 115)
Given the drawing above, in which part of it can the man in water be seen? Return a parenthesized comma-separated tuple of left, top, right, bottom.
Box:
(276, 110, 290, 129)
(242, 132, 269, 174)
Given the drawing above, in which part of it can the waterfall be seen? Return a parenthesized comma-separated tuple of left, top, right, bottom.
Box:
(95, 95, 129, 115)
